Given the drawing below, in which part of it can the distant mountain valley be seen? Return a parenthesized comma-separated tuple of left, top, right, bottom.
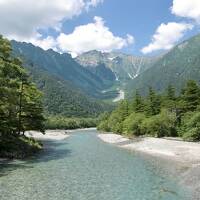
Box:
(10, 33, 200, 116)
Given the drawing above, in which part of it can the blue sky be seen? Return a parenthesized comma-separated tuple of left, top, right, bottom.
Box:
(62, 0, 175, 54)
(82, 0, 198, 55)
(0, 0, 200, 56)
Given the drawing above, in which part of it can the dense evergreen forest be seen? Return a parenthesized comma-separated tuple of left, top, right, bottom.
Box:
(0, 36, 45, 158)
(98, 81, 200, 141)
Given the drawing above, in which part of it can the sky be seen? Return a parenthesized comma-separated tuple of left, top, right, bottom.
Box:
(0, 0, 200, 57)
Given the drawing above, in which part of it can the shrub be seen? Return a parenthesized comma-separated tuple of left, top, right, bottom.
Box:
(123, 113, 146, 136)
(183, 128, 200, 141)
(112, 122, 123, 133)
(97, 120, 110, 132)
(141, 110, 177, 138)
(107, 112, 123, 133)
(181, 112, 200, 141)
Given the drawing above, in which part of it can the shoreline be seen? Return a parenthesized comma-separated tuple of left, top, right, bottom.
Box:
(98, 133, 200, 200)
(25, 128, 97, 141)
(0, 130, 71, 160)
(67, 127, 97, 133)
(98, 133, 200, 164)
(25, 130, 70, 141)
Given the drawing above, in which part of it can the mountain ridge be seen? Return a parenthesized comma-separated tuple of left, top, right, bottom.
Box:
(126, 33, 200, 97)
(10, 41, 114, 117)
(76, 50, 159, 83)
(11, 41, 116, 100)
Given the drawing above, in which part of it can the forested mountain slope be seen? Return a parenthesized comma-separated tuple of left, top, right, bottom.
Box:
(126, 34, 200, 97)
(10, 42, 113, 117)
(11, 41, 116, 99)
(26, 64, 112, 117)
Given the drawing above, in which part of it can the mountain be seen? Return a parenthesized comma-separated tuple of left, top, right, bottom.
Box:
(126, 33, 200, 97)
(11, 41, 116, 99)
(9, 33, 200, 116)
(10, 42, 113, 117)
(27, 64, 112, 117)
(76, 50, 158, 83)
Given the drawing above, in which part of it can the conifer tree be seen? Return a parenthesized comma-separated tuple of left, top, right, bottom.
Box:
(166, 85, 176, 101)
(183, 80, 200, 112)
(133, 90, 144, 113)
(146, 87, 161, 116)
(0, 35, 45, 136)
(118, 100, 129, 120)
(21, 84, 45, 133)
(162, 85, 177, 112)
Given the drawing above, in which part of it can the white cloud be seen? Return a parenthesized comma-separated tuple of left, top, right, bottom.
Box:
(141, 22, 193, 54)
(0, 0, 103, 41)
(127, 34, 134, 44)
(0, 0, 133, 56)
(172, 0, 200, 23)
(86, 0, 104, 9)
(30, 36, 58, 51)
(57, 16, 134, 56)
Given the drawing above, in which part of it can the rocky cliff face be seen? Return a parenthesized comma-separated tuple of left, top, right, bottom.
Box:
(76, 50, 158, 83)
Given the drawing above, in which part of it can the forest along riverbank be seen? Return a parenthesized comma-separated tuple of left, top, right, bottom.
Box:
(98, 133, 200, 199)
(0, 129, 190, 200)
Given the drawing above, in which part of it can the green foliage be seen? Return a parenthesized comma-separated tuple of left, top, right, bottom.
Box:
(97, 112, 111, 131)
(98, 112, 110, 121)
(132, 90, 145, 113)
(182, 80, 200, 112)
(20, 84, 45, 133)
(0, 36, 45, 135)
(166, 85, 176, 101)
(45, 116, 98, 130)
(36, 67, 113, 117)
(160, 85, 178, 117)
(117, 100, 130, 120)
(180, 112, 200, 141)
(107, 112, 123, 133)
(146, 87, 161, 116)
(98, 80, 200, 141)
(0, 35, 45, 158)
(97, 120, 110, 132)
(123, 113, 146, 136)
(141, 110, 177, 138)
(99, 100, 130, 133)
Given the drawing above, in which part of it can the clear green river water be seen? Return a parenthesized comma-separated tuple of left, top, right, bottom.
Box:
(0, 129, 190, 200)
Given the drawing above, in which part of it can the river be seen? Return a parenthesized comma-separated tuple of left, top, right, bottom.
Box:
(0, 129, 190, 200)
